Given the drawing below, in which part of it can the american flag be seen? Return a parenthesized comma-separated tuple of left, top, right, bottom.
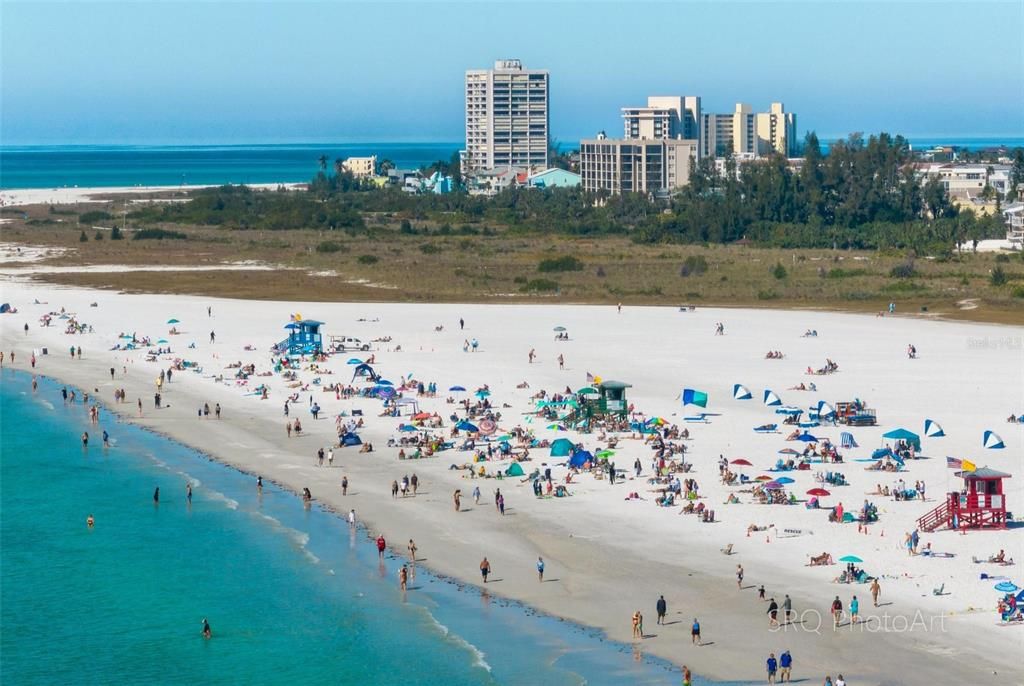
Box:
(586, 372, 594, 383)
(946, 457, 962, 469)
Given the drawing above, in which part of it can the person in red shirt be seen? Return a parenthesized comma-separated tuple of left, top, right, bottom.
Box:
(376, 535, 386, 560)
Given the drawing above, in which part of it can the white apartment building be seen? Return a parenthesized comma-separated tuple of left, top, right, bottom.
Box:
(622, 96, 701, 141)
(702, 102, 797, 158)
(463, 59, 549, 175)
(342, 156, 377, 178)
(579, 133, 698, 196)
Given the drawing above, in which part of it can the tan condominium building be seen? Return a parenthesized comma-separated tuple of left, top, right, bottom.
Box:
(702, 102, 797, 158)
(621, 96, 702, 141)
(463, 59, 549, 174)
(580, 134, 698, 196)
(342, 156, 377, 178)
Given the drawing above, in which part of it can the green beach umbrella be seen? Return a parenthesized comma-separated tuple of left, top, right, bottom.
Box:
(167, 318, 180, 324)
(577, 386, 598, 395)
(839, 555, 862, 563)
(596, 449, 615, 458)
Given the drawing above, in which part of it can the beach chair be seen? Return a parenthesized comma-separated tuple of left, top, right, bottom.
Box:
(720, 543, 734, 555)
(932, 584, 945, 596)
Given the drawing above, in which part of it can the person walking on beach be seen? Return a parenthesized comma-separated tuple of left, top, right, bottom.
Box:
(830, 595, 843, 628)
(410, 473, 418, 495)
(736, 564, 744, 589)
(691, 618, 701, 645)
(656, 595, 667, 624)
(318, 448, 325, 467)
(528, 348, 536, 364)
(257, 476, 263, 494)
(453, 489, 462, 511)
(286, 421, 292, 438)
(557, 354, 564, 370)
(459, 318, 464, 330)
(870, 578, 881, 607)
(766, 652, 778, 684)
(408, 539, 418, 562)
(376, 535, 386, 560)
(341, 475, 348, 495)
(497, 493, 505, 515)
(479, 557, 491, 583)
(209, 331, 216, 343)
(782, 594, 793, 624)
(472, 485, 480, 505)
(849, 594, 860, 625)
(30, 351, 35, 368)
(215, 403, 221, 419)
(779, 650, 792, 682)
(399, 564, 408, 591)
(494, 488, 502, 513)
(110, 367, 115, 380)
(632, 610, 643, 639)
(138, 398, 143, 417)
(767, 597, 780, 627)
(537, 556, 545, 582)
(348, 509, 355, 526)
(391, 480, 399, 498)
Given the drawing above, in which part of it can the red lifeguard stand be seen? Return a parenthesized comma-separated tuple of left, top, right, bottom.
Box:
(917, 466, 1011, 532)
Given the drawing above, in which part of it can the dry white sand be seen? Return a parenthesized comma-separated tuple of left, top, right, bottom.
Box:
(1, 278, 1021, 685)
(0, 183, 304, 207)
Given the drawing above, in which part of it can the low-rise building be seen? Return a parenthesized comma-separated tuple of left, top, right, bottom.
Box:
(527, 168, 581, 189)
(342, 156, 377, 178)
(579, 133, 698, 196)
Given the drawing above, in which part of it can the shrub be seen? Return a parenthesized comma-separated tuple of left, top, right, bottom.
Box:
(419, 243, 442, 254)
(757, 289, 779, 300)
(357, 254, 379, 265)
(889, 261, 916, 278)
(772, 262, 787, 280)
(94, 230, 103, 241)
(316, 240, 342, 253)
(595, 266, 606, 278)
(79, 230, 88, 242)
(399, 219, 415, 234)
(520, 278, 559, 292)
(826, 268, 868, 279)
(679, 255, 708, 277)
(110, 226, 123, 240)
(995, 253, 1010, 263)
(990, 265, 1008, 286)
(537, 255, 584, 272)
(133, 228, 187, 240)
(1011, 285, 1024, 298)
(512, 276, 527, 284)
(79, 210, 113, 223)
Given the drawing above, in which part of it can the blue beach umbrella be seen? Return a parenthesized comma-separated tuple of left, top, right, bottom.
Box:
(347, 358, 363, 365)
(157, 339, 168, 344)
(796, 432, 819, 442)
(377, 380, 393, 386)
(733, 384, 753, 400)
(475, 389, 490, 399)
(923, 419, 945, 438)
(839, 555, 863, 563)
(449, 385, 466, 392)
(983, 430, 1005, 450)
(763, 389, 782, 407)
(167, 318, 180, 324)
(456, 420, 478, 432)
(993, 582, 1018, 593)
(775, 476, 795, 484)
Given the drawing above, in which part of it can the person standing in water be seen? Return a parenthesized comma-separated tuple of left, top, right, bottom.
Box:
(153, 487, 160, 504)
(81, 432, 89, 449)
(186, 483, 192, 503)
(399, 564, 408, 591)
(201, 618, 212, 639)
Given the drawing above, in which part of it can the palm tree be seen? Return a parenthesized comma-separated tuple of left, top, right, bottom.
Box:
(317, 155, 328, 172)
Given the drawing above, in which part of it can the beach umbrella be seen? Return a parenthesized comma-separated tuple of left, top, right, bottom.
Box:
(377, 379, 394, 386)
(347, 358, 363, 365)
(923, 419, 945, 438)
(763, 389, 782, 407)
(478, 419, 497, 436)
(763, 482, 784, 490)
(730, 458, 753, 466)
(553, 326, 567, 332)
(595, 449, 615, 458)
(475, 389, 491, 399)
(398, 424, 417, 432)
(456, 420, 478, 432)
(779, 448, 801, 456)
(994, 581, 1018, 593)
(157, 339, 168, 344)
(546, 423, 566, 431)
(983, 430, 1005, 449)
(796, 432, 819, 442)
(412, 412, 431, 420)
(733, 384, 753, 400)
(839, 555, 863, 563)
(284, 323, 300, 330)
(806, 488, 831, 497)
(775, 476, 795, 484)
(449, 385, 466, 392)
(817, 401, 836, 417)
(755, 475, 773, 481)
(681, 388, 709, 408)
(577, 386, 598, 395)
(167, 318, 180, 324)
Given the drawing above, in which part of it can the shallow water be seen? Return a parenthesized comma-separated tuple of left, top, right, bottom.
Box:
(1, 370, 724, 685)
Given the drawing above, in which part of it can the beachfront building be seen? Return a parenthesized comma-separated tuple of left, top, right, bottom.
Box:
(701, 102, 797, 158)
(1004, 202, 1024, 248)
(342, 156, 377, 178)
(528, 168, 581, 189)
(579, 133, 698, 196)
(462, 59, 549, 176)
(621, 96, 702, 141)
(917, 467, 1012, 531)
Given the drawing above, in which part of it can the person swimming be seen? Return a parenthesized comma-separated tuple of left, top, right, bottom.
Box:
(202, 618, 212, 639)
(86, 514, 95, 527)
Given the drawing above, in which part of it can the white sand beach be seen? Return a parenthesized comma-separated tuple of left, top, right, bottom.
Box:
(1, 277, 1021, 685)
(0, 183, 305, 207)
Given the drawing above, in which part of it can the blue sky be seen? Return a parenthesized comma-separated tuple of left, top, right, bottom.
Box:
(2, 1, 1022, 145)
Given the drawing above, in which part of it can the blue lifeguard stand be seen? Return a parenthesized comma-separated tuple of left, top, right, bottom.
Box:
(278, 320, 324, 355)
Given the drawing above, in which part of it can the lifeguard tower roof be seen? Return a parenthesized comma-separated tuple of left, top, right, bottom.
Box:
(599, 380, 632, 390)
(955, 467, 1012, 479)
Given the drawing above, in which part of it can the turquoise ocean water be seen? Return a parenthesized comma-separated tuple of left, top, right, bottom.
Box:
(1, 370, 719, 686)
(2, 139, 1019, 190)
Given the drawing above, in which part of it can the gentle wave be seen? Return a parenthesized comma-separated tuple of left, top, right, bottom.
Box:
(428, 614, 492, 673)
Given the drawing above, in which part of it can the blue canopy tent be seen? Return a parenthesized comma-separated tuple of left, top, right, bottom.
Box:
(569, 450, 593, 468)
(339, 432, 362, 446)
(352, 363, 379, 382)
(882, 428, 921, 451)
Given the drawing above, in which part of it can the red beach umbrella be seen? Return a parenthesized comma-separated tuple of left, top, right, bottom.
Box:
(730, 458, 753, 466)
(806, 488, 831, 497)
